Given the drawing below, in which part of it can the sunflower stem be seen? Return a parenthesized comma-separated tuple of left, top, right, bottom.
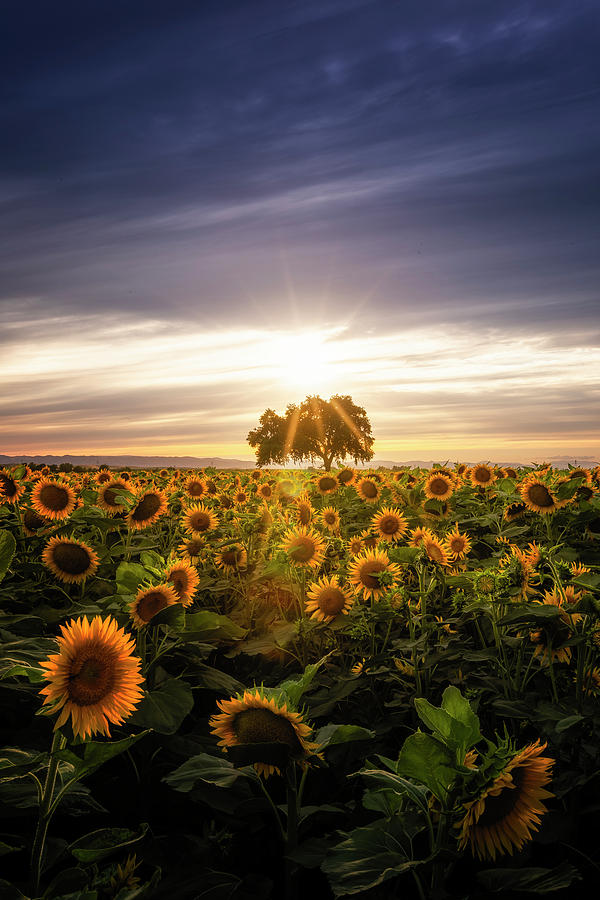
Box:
(284, 762, 298, 900)
(31, 729, 67, 894)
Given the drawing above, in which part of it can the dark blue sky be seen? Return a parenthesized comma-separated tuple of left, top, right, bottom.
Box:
(1, 0, 599, 459)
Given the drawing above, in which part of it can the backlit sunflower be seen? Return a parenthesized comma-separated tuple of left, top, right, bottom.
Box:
(504, 501, 527, 522)
(42, 536, 99, 584)
(470, 464, 496, 488)
(356, 477, 380, 503)
(424, 472, 454, 502)
(315, 474, 338, 496)
(457, 740, 554, 861)
(0, 470, 26, 505)
(31, 479, 77, 521)
(182, 503, 218, 535)
(348, 548, 400, 600)
(305, 575, 354, 622)
(320, 506, 340, 532)
(423, 535, 450, 567)
(95, 469, 112, 485)
(337, 467, 355, 486)
(209, 688, 319, 777)
(183, 476, 206, 499)
(165, 558, 199, 607)
(22, 508, 48, 536)
(127, 489, 168, 530)
(39, 616, 144, 740)
(177, 537, 205, 564)
(281, 526, 326, 569)
(347, 535, 364, 556)
(215, 543, 248, 571)
(519, 478, 557, 515)
(130, 583, 179, 629)
(371, 506, 408, 543)
(97, 479, 131, 515)
(445, 524, 472, 560)
(295, 493, 313, 526)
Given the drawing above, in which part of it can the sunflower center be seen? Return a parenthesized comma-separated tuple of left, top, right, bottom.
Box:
(473, 467, 491, 484)
(40, 484, 70, 511)
(426, 542, 445, 563)
(449, 536, 466, 553)
(24, 509, 45, 531)
(288, 536, 317, 563)
(319, 477, 337, 492)
(68, 645, 116, 706)
(361, 481, 378, 498)
(188, 481, 204, 496)
(103, 484, 125, 507)
(169, 571, 190, 596)
(52, 542, 93, 575)
(234, 708, 303, 754)
(97, 472, 111, 483)
(260, 486, 272, 497)
(379, 515, 400, 535)
(358, 560, 386, 588)
(137, 590, 170, 622)
(317, 588, 346, 616)
(338, 470, 353, 484)
(185, 539, 204, 555)
(222, 549, 241, 566)
(476, 767, 526, 829)
(131, 493, 161, 522)
(298, 504, 311, 525)
(527, 484, 554, 508)
(429, 477, 449, 496)
(0, 474, 17, 498)
(190, 511, 211, 531)
(324, 512, 337, 524)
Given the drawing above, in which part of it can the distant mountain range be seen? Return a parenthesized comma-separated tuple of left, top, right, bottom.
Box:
(1, 454, 597, 470)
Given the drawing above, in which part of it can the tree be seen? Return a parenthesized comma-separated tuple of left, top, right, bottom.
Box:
(247, 394, 374, 471)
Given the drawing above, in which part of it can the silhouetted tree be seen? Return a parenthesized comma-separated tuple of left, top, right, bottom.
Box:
(247, 395, 374, 471)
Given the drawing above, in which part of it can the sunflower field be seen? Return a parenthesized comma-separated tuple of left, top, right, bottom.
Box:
(1, 462, 599, 899)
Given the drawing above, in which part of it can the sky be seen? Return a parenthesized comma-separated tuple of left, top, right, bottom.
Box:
(1, 0, 599, 464)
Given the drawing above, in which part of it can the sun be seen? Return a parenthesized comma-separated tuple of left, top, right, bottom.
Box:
(269, 331, 333, 391)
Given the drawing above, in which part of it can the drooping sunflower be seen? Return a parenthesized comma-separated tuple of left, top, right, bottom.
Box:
(130, 583, 180, 629)
(457, 740, 554, 861)
(96, 479, 131, 515)
(320, 506, 340, 533)
(424, 472, 454, 502)
(39, 616, 144, 740)
(182, 503, 218, 536)
(371, 506, 408, 543)
(337, 467, 355, 486)
(315, 474, 338, 496)
(42, 536, 99, 584)
(280, 526, 326, 569)
(209, 688, 319, 777)
(22, 508, 48, 536)
(348, 548, 400, 600)
(215, 543, 248, 571)
(164, 558, 199, 607)
(504, 501, 528, 522)
(305, 575, 354, 622)
(519, 478, 558, 515)
(127, 489, 168, 530)
(470, 464, 496, 488)
(295, 492, 313, 526)
(355, 477, 380, 503)
(408, 526, 435, 547)
(423, 535, 450, 567)
(0, 470, 26, 505)
(31, 479, 77, 521)
(445, 524, 472, 560)
(177, 537, 205, 564)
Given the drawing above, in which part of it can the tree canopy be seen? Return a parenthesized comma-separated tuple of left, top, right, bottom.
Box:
(247, 394, 374, 471)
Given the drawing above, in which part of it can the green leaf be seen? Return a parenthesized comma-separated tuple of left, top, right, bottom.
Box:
(57, 733, 148, 783)
(476, 863, 581, 893)
(115, 562, 151, 594)
(0, 664, 45, 683)
(0, 531, 16, 583)
(128, 679, 193, 734)
(440, 686, 481, 747)
(414, 698, 470, 753)
(183, 611, 247, 643)
(397, 733, 456, 802)
(321, 817, 423, 897)
(317, 724, 376, 748)
(555, 714, 584, 733)
(163, 753, 247, 791)
(69, 823, 148, 863)
(0, 839, 24, 857)
(146, 602, 185, 629)
(359, 768, 431, 816)
(0, 879, 28, 899)
(278, 653, 332, 707)
(498, 604, 563, 627)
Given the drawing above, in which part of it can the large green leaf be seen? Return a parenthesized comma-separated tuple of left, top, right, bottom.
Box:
(163, 753, 249, 791)
(316, 724, 376, 748)
(129, 678, 193, 734)
(69, 823, 148, 862)
(115, 562, 151, 594)
(0, 531, 16, 583)
(414, 698, 471, 754)
(476, 863, 581, 893)
(440, 686, 481, 747)
(182, 611, 247, 643)
(322, 817, 424, 897)
(57, 732, 148, 783)
(278, 653, 332, 707)
(397, 732, 456, 802)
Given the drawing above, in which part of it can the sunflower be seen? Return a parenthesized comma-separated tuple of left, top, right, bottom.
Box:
(356, 477, 380, 503)
(31, 479, 77, 521)
(305, 575, 354, 622)
(315, 474, 338, 496)
(470, 464, 496, 488)
(182, 503, 218, 536)
(294, 493, 313, 526)
(127, 489, 168, 530)
(337, 467, 355, 486)
(504, 501, 527, 522)
(42, 536, 99, 584)
(0, 469, 26, 505)
(445, 524, 472, 560)
(95, 469, 112, 485)
(529, 592, 579, 665)
(371, 506, 408, 543)
(96, 479, 131, 515)
(130, 583, 180, 629)
(165, 558, 199, 607)
(348, 548, 400, 600)
(281, 526, 326, 569)
(359, 528, 379, 550)
(408, 526, 434, 547)
(215, 543, 248, 571)
(423, 535, 450, 567)
(457, 740, 554, 861)
(320, 506, 340, 532)
(347, 535, 364, 556)
(251, 469, 262, 481)
(424, 472, 454, 502)
(209, 688, 319, 777)
(257, 483, 273, 501)
(22, 508, 48, 536)
(519, 478, 557, 515)
(39, 616, 144, 740)
(177, 537, 205, 564)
